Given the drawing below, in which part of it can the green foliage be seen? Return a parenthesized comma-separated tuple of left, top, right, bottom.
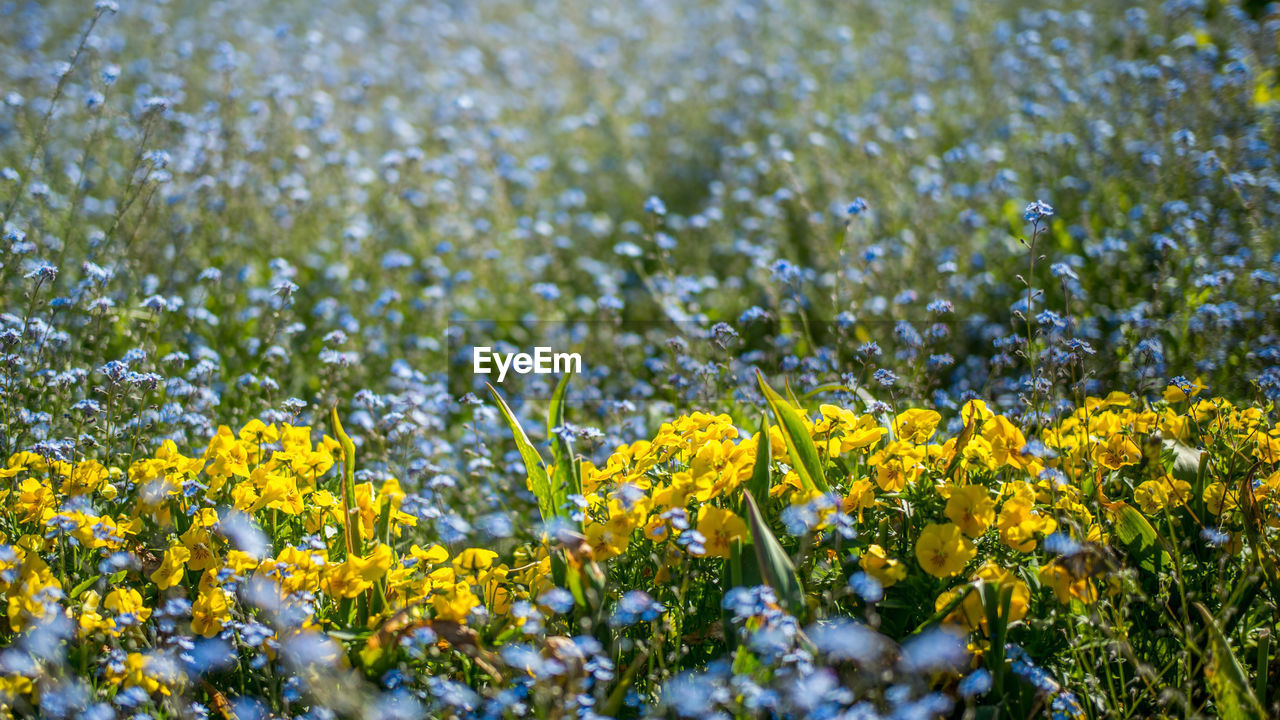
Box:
(757, 372, 827, 493)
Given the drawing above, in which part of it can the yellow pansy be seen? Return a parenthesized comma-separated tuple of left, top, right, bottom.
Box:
(151, 545, 191, 590)
(915, 523, 976, 578)
(695, 505, 747, 558)
(944, 484, 996, 537)
(859, 544, 907, 587)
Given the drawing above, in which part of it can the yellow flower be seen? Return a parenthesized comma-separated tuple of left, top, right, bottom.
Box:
(230, 483, 259, 513)
(859, 544, 907, 587)
(1159, 409, 1190, 442)
(996, 494, 1057, 552)
(107, 652, 178, 696)
(974, 563, 1029, 624)
(104, 587, 152, 624)
(585, 521, 629, 560)
(192, 587, 231, 637)
(238, 418, 279, 446)
(768, 470, 805, 499)
(981, 416, 1027, 468)
(603, 496, 648, 539)
(869, 441, 924, 492)
(225, 550, 261, 577)
(192, 507, 219, 527)
(1204, 482, 1237, 516)
(279, 423, 314, 454)
(409, 544, 449, 567)
(247, 468, 304, 515)
(695, 505, 747, 559)
(151, 545, 191, 590)
(944, 484, 996, 537)
(915, 523, 976, 578)
(14, 477, 54, 523)
(77, 590, 112, 637)
(354, 543, 394, 582)
(936, 564, 1030, 632)
(1093, 434, 1140, 471)
(452, 548, 499, 575)
(1133, 480, 1168, 514)
(1161, 474, 1191, 507)
(1162, 377, 1205, 403)
(895, 409, 941, 444)
(0, 673, 33, 704)
(432, 582, 480, 624)
(842, 479, 877, 520)
(817, 406, 886, 455)
(959, 399, 994, 424)
(204, 426, 251, 481)
(59, 459, 108, 496)
(325, 561, 371, 599)
(270, 546, 324, 595)
(1254, 430, 1280, 465)
(179, 526, 219, 571)
(644, 514, 674, 543)
(1039, 564, 1098, 605)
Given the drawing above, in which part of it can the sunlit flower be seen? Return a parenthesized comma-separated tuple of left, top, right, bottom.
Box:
(915, 523, 976, 578)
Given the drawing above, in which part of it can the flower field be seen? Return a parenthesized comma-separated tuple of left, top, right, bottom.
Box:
(3, 1, 1280, 718)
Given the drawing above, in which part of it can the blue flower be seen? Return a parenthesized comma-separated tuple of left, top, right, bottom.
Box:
(959, 668, 993, 697)
(847, 572, 884, 602)
(1201, 527, 1230, 546)
(1024, 200, 1054, 222)
(899, 628, 968, 673)
(610, 591, 665, 627)
(873, 369, 898, 387)
(807, 618, 889, 664)
(538, 588, 575, 615)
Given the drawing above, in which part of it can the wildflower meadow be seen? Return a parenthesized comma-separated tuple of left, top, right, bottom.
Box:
(3, 1, 1280, 718)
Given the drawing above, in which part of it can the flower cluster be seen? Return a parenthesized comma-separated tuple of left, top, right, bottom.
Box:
(4, 0, 1280, 717)
(1, 382, 1274, 717)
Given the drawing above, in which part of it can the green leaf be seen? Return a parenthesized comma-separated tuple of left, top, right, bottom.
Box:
(721, 543, 744, 651)
(1238, 467, 1280, 617)
(798, 382, 850, 401)
(1164, 439, 1203, 484)
(746, 414, 772, 509)
(546, 372, 581, 529)
(756, 371, 827, 493)
(601, 648, 650, 717)
(1194, 602, 1266, 719)
(487, 383, 555, 523)
(374, 494, 392, 546)
(330, 407, 361, 558)
(740, 490, 805, 618)
(1111, 503, 1166, 573)
(565, 558, 588, 607)
(979, 581, 1015, 696)
(70, 574, 100, 600)
(783, 377, 804, 409)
